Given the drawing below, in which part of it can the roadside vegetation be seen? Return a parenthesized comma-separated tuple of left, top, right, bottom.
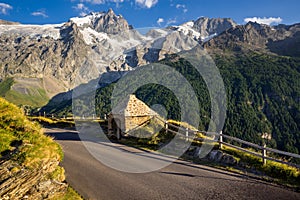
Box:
(119, 119, 300, 189)
(29, 116, 75, 129)
(0, 98, 62, 168)
(220, 146, 300, 187)
(41, 52, 300, 156)
(0, 98, 82, 199)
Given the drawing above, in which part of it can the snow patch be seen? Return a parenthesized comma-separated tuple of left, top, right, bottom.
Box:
(201, 33, 217, 42)
(0, 24, 63, 40)
(184, 21, 194, 28)
(80, 27, 109, 45)
(172, 21, 218, 42)
(70, 12, 105, 27)
(172, 24, 201, 40)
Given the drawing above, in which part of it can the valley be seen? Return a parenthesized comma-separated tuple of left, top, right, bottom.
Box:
(0, 6, 300, 199)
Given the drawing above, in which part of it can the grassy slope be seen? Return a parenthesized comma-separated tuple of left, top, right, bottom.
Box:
(0, 98, 82, 199)
(0, 78, 49, 107)
(5, 88, 49, 107)
(0, 98, 62, 167)
(0, 78, 14, 96)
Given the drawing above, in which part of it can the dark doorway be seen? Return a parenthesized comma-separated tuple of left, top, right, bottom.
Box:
(112, 118, 122, 140)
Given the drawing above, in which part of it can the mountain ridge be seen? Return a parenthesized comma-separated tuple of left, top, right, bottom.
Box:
(0, 9, 240, 106)
(0, 9, 299, 108)
(1, 9, 300, 155)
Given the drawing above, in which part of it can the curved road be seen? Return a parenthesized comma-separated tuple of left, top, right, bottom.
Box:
(45, 128, 300, 200)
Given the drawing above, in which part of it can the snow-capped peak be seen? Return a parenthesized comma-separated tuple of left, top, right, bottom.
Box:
(70, 12, 105, 27)
(184, 21, 195, 28)
(171, 21, 202, 41)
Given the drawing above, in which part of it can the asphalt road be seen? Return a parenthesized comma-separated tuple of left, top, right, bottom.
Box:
(45, 128, 300, 200)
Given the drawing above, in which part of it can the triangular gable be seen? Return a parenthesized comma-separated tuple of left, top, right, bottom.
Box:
(111, 95, 158, 117)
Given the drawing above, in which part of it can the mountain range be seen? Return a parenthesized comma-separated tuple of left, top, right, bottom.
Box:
(0, 9, 299, 107)
(0, 9, 245, 106)
(0, 9, 300, 154)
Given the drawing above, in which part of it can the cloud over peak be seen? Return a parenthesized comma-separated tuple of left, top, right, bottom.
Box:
(176, 4, 188, 13)
(244, 17, 283, 25)
(73, 3, 90, 16)
(0, 3, 12, 15)
(72, 0, 157, 9)
(31, 10, 48, 18)
(157, 17, 164, 25)
(76, 0, 124, 4)
(135, 0, 158, 9)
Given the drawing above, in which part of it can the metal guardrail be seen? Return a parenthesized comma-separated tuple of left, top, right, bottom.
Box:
(158, 117, 300, 168)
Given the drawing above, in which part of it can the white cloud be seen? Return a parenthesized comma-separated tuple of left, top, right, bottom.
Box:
(166, 18, 177, 26)
(244, 17, 283, 25)
(78, 0, 105, 4)
(75, 3, 86, 10)
(0, 3, 12, 15)
(73, 3, 90, 16)
(157, 18, 164, 26)
(135, 0, 158, 9)
(31, 10, 48, 18)
(76, 0, 124, 4)
(175, 4, 188, 13)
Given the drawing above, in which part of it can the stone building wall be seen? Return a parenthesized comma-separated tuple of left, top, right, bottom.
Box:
(125, 116, 152, 132)
(108, 95, 158, 137)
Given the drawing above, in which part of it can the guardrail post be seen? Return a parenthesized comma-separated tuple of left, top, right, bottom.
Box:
(262, 144, 267, 165)
(186, 128, 189, 142)
(165, 121, 168, 134)
(219, 131, 223, 149)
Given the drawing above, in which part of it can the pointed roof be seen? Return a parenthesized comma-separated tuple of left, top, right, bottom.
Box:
(111, 95, 158, 117)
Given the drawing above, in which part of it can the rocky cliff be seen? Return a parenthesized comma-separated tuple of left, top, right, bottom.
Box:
(170, 17, 237, 41)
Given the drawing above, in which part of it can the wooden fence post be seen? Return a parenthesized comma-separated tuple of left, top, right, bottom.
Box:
(219, 131, 223, 149)
(165, 121, 168, 134)
(186, 128, 189, 142)
(262, 144, 267, 165)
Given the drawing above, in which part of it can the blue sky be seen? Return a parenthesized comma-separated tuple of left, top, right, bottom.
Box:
(0, 0, 299, 27)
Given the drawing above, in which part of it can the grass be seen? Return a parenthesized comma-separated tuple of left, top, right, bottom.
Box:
(0, 77, 49, 107)
(0, 98, 63, 168)
(49, 186, 83, 200)
(49, 166, 66, 182)
(5, 88, 49, 107)
(0, 98, 83, 199)
(29, 116, 75, 128)
(0, 78, 14, 96)
(218, 146, 300, 187)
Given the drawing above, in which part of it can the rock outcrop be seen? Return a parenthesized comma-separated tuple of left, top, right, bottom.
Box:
(0, 160, 67, 199)
(170, 17, 237, 41)
(0, 19, 19, 25)
(204, 22, 300, 56)
(192, 17, 237, 38)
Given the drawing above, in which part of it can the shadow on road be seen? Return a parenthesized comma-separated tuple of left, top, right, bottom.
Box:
(47, 130, 81, 141)
(45, 128, 290, 190)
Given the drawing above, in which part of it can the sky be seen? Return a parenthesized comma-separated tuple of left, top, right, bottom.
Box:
(0, 0, 299, 27)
